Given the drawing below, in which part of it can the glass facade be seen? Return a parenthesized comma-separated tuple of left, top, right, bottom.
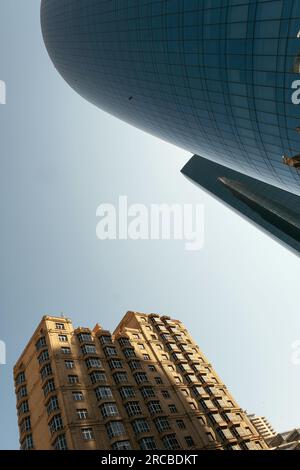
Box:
(41, 0, 300, 196)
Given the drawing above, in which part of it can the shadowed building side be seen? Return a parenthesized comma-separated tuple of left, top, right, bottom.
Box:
(182, 155, 300, 254)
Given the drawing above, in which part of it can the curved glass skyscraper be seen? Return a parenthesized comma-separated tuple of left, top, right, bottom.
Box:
(41, 0, 300, 253)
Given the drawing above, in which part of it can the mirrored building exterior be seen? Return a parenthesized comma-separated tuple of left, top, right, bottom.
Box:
(41, 0, 300, 252)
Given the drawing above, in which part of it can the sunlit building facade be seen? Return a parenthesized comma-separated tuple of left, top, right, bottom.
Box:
(14, 312, 267, 450)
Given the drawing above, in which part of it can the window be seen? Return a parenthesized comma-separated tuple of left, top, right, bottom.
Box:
(138, 343, 145, 350)
(58, 335, 68, 343)
(77, 409, 88, 420)
(125, 401, 142, 417)
(185, 436, 195, 447)
(143, 354, 150, 360)
(132, 419, 150, 435)
(206, 432, 215, 442)
(65, 360, 74, 369)
(81, 428, 94, 441)
(208, 386, 223, 397)
(119, 387, 136, 400)
(134, 372, 148, 384)
(72, 391, 84, 401)
(100, 402, 119, 419)
(230, 444, 242, 450)
(150, 335, 156, 340)
(123, 348, 136, 359)
(113, 372, 128, 384)
(18, 400, 29, 416)
(43, 379, 55, 397)
(167, 343, 178, 352)
(168, 365, 175, 371)
(161, 390, 170, 399)
(193, 386, 205, 398)
(217, 428, 234, 441)
(103, 346, 117, 357)
(186, 374, 198, 384)
(55, 323, 65, 330)
(169, 404, 178, 414)
(99, 335, 112, 345)
(162, 434, 181, 450)
(68, 375, 79, 384)
(85, 358, 102, 369)
(155, 377, 163, 385)
(233, 426, 250, 438)
(148, 365, 156, 372)
(132, 334, 139, 340)
(186, 353, 196, 361)
(49, 414, 64, 434)
(176, 420, 186, 429)
(46, 396, 59, 415)
(181, 389, 189, 397)
(89, 371, 106, 384)
(20, 416, 31, 434)
(61, 347, 71, 355)
(154, 416, 170, 432)
(172, 353, 185, 361)
(95, 386, 113, 401)
(53, 434, 68, 450)
(147, 401, 162, 415)
(226, 412, 242, 423)
(112, 441, 132, 450)
(15, 371, 26, 385)
(139, 437, 157, 450)
(161, 334, 172, 341)
(108, 359, 123, 370)
(216, 398, 230, 408)
(161, 354, 168, 360)
(35, 337, 47, 351)
(245, 441, 260, 450)
(208, 413, 224, 425)
(118, 338, 131, 348)
(81, 344, 97, 355)
(17, 385, 27, 401)
(21, 434, 34, 450)
(106, 421, 126, 439)
(141, 387, 155, 399)
(40, 364, 53, 381)
(77, 333, 93, 343)
(156, 344, 163, 350)
(38, 350, 49, 365)
(129, 360, 141, 371)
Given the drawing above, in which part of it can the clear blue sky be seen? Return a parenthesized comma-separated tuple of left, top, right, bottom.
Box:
(1, 1, 300, 449)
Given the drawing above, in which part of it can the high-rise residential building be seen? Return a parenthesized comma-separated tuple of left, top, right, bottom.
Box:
(40, 1, 300, 253)
(267, 429, 300, 450)
(14, 311, 268, 451)
(248, 415, 276, 440)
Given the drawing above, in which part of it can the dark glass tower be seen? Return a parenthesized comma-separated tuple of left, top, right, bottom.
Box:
(41, 0, 300, 253)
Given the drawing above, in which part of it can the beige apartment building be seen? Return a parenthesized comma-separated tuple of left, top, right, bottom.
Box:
(14, 311, 268, 450)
